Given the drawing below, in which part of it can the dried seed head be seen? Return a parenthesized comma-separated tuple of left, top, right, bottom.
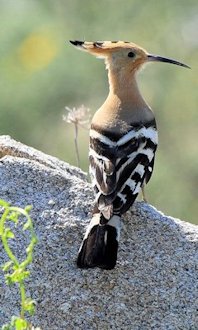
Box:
(63, 105, 91, 128)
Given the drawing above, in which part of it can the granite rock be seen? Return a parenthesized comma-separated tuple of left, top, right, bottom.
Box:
(0, 136, 197, 330)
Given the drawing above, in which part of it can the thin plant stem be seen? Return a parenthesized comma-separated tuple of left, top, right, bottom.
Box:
(0, 208, 19, 266)
(74, 122, 80, 168)
(20, 283, 26, 319)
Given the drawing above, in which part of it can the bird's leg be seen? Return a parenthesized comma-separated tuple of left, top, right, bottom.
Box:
(141, 185, 148, 203)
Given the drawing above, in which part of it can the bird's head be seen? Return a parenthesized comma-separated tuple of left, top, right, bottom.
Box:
(70, 40, 190, 74)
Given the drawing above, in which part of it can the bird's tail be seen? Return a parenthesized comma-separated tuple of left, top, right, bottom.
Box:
(77, 213, 121, 270)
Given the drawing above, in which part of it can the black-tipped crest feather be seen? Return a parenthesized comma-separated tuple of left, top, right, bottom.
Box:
(69, 40, 84, 47)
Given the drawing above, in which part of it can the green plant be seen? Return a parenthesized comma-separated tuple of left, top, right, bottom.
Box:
(0, 200, 38, 330)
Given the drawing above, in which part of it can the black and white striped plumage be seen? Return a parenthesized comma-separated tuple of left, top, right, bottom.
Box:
(89, 120, 157, 216)
(77, 120, 158, 269)
(70, 40, 189, 269)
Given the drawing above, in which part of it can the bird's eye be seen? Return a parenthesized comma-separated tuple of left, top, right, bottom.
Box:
(128, 51, 135, 58)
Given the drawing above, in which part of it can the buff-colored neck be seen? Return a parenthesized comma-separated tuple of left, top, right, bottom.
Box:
(107, 64, 147, 109)
(92, 60, 153, 128)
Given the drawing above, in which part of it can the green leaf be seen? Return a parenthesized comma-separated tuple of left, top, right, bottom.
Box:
(12, 269, 30, 282)
(24, 205, 32, 213)
(5, 274, 14, 285)
(0, 199, 9, 208)
(15, 317, 28, 330)
(2, 260, 13, 272)
(5, 268, 30, 284)
(8, 211, 19, 223)
(5, 228, 15, 239)
(24, 298, 36, 315)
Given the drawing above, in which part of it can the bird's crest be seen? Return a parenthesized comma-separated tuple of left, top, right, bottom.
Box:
(69, 40, 146, 57)
(70, 40, 190, 69)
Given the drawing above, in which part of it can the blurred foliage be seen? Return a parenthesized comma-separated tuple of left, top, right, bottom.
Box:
(0, 0, 197, 223)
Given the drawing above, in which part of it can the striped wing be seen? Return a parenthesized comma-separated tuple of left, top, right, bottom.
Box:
(89, 122, 158, 217)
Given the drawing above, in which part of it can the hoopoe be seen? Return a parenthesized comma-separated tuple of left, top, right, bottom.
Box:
(70, 40, 190, 269)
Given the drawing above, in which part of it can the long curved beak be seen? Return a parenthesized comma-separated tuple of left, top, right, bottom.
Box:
(147, 54, 190, 69)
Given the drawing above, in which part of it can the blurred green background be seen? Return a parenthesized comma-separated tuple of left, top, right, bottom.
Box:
(0, 0, 197, 223)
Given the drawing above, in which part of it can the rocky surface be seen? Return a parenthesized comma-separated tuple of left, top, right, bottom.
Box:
(0, 136, 197, 330)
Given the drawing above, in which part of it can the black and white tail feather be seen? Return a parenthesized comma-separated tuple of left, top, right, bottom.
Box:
(77, 212, 121, 269)
(77, 120, 158, 269)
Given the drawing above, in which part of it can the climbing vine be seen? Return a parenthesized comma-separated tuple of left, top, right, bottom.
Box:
(0, 200, 38, 330)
